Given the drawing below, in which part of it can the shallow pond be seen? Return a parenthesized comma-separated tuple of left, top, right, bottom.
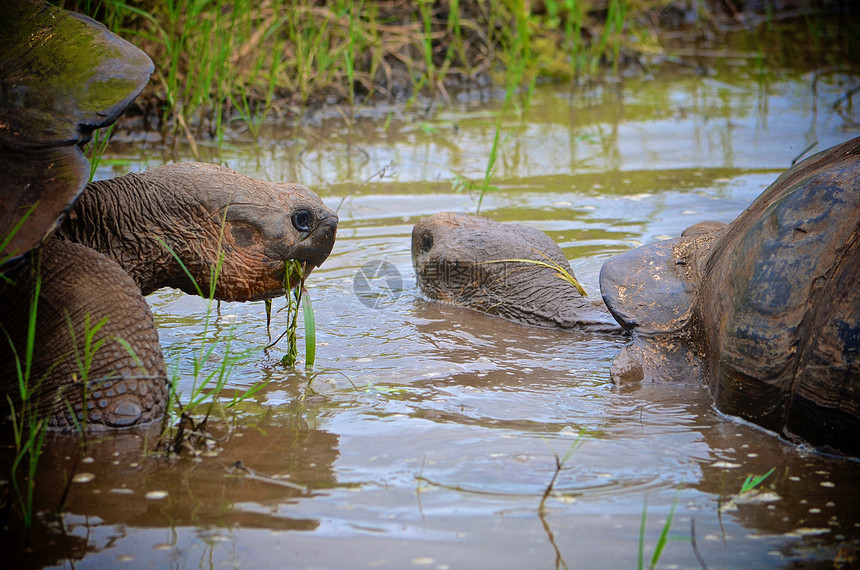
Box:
(7, 19, 860, 569)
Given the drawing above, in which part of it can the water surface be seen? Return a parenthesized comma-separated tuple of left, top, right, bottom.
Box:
(8, 20, 860, 569)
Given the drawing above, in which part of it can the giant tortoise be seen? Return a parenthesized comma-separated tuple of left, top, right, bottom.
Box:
(412, 136, 859, 456)
(0, 0, 338, 431)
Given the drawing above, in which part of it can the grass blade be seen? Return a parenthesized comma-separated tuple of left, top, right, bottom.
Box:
(638, 494, 648, 570)
(478, 255, 588, 296)
(302, 290, 316, 368)
(650, 496, 678, 568)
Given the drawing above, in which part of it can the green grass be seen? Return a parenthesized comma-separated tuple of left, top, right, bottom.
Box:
(154, 232, 272, 437)
(475, 119, 505, 214)
(478, 252, 589, 296)
(719, 467, 777, 513)
(265, 260, 317, 370)
(739, 467, 775, 495)
(3, 254, 152, 542)
(64, 313, 111, 434)
(84, 124, 115, 182)
(638, 493, 680, 570)
(58, 0, 662, 141)
(5, 272, 47, 543)
(0, 204, 37, 281)
(539, 431, 586, 513)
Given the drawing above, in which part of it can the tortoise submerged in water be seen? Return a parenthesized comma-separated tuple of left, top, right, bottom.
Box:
(412, 211, 620, 333)
(412, 136, 860, 457)
(0, 0, 338, 430)
(600, 136, 860, 457)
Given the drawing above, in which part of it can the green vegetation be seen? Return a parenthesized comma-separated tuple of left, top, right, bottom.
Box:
(479, 252, 589, 296)
(0, 205, 37, 280)
(739, 467, 775, 495)
(539, 431, 586, 513)
(638, 493, 680, 570)
(5, 272, 47, 543)
(719, 467, 777, 512)
(155, 236, 271, 437)
(266, 260, 317, 369)
(64, 313, 111, 433)
(58, 0, 671, 141)
(1, 268, 128, 541)
(84, 125, 115, 182)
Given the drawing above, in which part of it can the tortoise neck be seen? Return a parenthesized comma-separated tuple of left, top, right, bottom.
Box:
(55, 171, 196, 296)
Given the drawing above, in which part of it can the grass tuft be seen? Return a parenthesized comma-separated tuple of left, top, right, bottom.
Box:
(60, 0, 660, 140)
(265, 260, 317, 370)
(739, 467, 775, 495)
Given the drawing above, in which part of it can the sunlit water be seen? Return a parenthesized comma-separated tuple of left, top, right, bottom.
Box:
(9, 21, 860, 569)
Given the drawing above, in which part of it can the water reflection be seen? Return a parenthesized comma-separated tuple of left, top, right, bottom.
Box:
(1, 411, 338, 568)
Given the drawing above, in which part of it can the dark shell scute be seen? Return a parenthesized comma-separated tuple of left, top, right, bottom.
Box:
(0, 0, 154, 271)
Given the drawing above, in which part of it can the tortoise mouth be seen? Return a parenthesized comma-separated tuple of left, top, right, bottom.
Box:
(257, 259, 316, 302)
(225, 211, 337, 303)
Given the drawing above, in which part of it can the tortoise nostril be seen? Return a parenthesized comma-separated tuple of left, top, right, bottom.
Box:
(292, 210, 311, 233)
(422, 232, 433, 252)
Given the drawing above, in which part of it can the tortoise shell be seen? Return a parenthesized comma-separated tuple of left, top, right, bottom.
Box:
(601, 136, 860, 456)
(0, 0, 153, 271)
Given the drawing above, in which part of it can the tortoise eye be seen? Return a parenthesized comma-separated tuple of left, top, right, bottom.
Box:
(292, 210, 311, 233)
(422, 232, 433, 252)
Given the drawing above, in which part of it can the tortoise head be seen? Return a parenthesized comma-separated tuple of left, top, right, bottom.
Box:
(184, 163, 339, 301)
(411, 212, 601, 328)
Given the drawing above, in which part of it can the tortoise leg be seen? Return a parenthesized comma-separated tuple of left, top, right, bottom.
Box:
(609, 335, 704, 386)
(1, 240, 168, 431)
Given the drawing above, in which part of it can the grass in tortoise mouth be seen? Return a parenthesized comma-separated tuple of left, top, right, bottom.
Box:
(264, 259, 316, 369)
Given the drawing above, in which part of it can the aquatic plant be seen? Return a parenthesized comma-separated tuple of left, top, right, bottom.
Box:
(265, 260, 317, 369)
(4, 272, 47, 543)
(3, 249, 120, 541)
(155, 227, 270, 449)
(718, 467, 777, 513)
(539, 431, 586, 513)
(0, 205, 36, 281)
(2, 274, 116, 542)
(64, 313, 111, 433)
(84, 124, 115, 182)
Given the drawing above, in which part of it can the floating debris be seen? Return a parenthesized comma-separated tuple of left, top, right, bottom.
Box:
(72, 473, 95, 484)
(786, 527, 831, 537)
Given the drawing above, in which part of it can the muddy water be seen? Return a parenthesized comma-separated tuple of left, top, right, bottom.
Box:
(8, 25, 860, 570)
